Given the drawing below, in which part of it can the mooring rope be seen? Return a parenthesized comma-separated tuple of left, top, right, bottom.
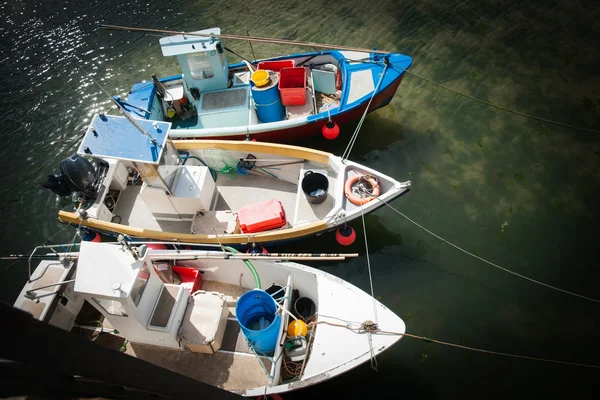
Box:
(388, 62, 600, 135)
(309, 320, 600, 369)
(341, 63, 389, 162)
(375, 196, 600, 304)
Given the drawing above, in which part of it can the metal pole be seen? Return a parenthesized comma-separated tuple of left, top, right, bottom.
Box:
(246, 30, 257, 61)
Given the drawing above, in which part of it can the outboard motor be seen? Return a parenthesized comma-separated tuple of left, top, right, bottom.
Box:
(41, 154, 106, 203)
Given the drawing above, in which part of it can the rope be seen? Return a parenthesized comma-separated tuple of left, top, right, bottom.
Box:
(360, 204, 378, 324)
(309, 320, 600, 369)
(389, 62, 600, 135)
(341, 63, 389, 162)
(376, 197, 600, 304)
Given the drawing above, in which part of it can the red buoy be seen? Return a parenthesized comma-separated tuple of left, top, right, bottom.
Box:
(256, 394, 283, 400)
(336, 225, 356, 246)
(246, 245, 268, 255)
(322, 120, 340, 140)
(147, 243, 168, 250)
(245, 135, 257, 142)
(82, 230, 101, 242)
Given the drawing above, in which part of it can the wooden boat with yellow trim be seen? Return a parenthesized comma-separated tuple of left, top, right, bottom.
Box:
(44, 114, 411, 247)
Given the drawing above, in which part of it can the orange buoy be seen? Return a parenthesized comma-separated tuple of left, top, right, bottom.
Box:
(322, 120, 339, 140)
(344, 175, 380, 205)
(287, 320, 308, 337)
(336, 225, 356, 246)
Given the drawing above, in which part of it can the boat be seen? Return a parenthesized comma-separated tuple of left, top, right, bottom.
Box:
(43, 113, 411, 247)
(13, 240, 406, 396)
(112, 27, 413, 142)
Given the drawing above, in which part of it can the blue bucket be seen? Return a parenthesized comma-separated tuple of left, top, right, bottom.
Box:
(236, 289, 281, 353)
(251, 73, 285, 123)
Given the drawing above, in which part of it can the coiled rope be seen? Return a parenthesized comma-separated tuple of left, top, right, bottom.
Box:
(375, 196, 600, 304)
(309, 319, 600, 369)
(388, 62, 600, 135)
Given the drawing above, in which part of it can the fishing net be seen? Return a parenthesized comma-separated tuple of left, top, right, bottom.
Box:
(196, 148, 239, 176)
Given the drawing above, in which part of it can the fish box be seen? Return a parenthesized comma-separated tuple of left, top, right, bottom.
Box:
(237, 198, 286, 234)
(279, 67, 307, 106)
(180, 291, 228, 354)
(257, 60, 295, 72)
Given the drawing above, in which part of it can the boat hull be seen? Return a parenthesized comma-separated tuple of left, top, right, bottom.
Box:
(173, 74, 404, 143)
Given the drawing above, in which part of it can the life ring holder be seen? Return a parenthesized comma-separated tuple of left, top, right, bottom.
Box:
(344, 174, 380, 205)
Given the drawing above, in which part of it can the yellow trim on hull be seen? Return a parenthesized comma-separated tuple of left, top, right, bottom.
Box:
(173, 140, 331, 165)
(58, 211, 329, 244)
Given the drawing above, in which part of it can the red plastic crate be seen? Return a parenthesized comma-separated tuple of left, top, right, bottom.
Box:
(237, 198, 286, 234)
(257, 60, 295, 72)
(278, 67, 306, 106)
(173, 266, 202, 293)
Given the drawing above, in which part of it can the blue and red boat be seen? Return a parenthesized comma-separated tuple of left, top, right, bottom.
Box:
(115, 27, 412, 142)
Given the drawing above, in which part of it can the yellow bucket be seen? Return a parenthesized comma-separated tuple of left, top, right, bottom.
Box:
(251, 70, 270, 87)
(287, 320, 307, 337)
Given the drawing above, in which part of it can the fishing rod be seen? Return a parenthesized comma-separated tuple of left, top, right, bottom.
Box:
(99, 24, 392, 54)
(3, 252, 359, 261)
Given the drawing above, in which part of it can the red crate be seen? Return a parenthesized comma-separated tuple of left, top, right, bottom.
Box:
(173, 266, 202, 293)
(278, 67, 306, 106)
(257, 60, 295, 72)
(238, 198, 286, 234)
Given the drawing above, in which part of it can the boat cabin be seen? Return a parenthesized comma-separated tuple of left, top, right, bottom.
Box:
(75, 114, 217, 225)
(74, 241, 230, 352)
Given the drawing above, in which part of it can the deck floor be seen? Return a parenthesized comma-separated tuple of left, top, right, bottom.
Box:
(113, 161, 337, 236)
(104, 281, 271, 391)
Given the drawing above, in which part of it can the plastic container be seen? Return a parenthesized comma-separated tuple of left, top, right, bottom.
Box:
(251, 70, 270, 87)
(173, 266, 203, 293)
(266, 284, 285, 304)
(278, 67, 306, 106)
(294, 296, 316, 320)
(238, 198, 286, 233)
(301, 171, 329, 204)
(251, 72, 286, 123)
(236, 289, 282, 353)
(257, 60, 295, 72)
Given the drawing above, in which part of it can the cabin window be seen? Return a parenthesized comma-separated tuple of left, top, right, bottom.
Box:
(93, 298, 128, 317)
(130, 262, 150, 306)
(187, 52, 214, 80)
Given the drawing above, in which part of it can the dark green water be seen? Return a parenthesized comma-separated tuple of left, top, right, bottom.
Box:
(1, 0, 599, 397)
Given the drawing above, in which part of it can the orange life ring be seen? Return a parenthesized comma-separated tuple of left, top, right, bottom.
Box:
(344, 175, 380, 205)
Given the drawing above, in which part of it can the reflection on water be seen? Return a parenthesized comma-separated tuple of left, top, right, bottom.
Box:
(1, 0, 599, 397)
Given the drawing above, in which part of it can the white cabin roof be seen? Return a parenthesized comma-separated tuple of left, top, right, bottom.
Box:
(160, 28, 222, 57)
(74, 242, 144, 298)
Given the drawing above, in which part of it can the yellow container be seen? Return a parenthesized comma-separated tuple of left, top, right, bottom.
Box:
(287, 320, 307, 337)
(251, 70, 270, 87)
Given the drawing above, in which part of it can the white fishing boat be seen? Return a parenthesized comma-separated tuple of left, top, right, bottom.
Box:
(13, 241, 406, 397)
(43, 113, 411, 247)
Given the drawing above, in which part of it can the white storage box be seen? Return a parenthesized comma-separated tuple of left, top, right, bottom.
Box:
(180, 291, 228, 354)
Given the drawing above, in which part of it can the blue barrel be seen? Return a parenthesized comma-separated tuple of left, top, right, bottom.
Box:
(236, 289, 281, 353)
(251, 73, 285, 123)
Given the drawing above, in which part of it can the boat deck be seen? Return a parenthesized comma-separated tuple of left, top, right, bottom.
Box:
(112, 161, 337, 235)
(102, 281, 271, 391)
